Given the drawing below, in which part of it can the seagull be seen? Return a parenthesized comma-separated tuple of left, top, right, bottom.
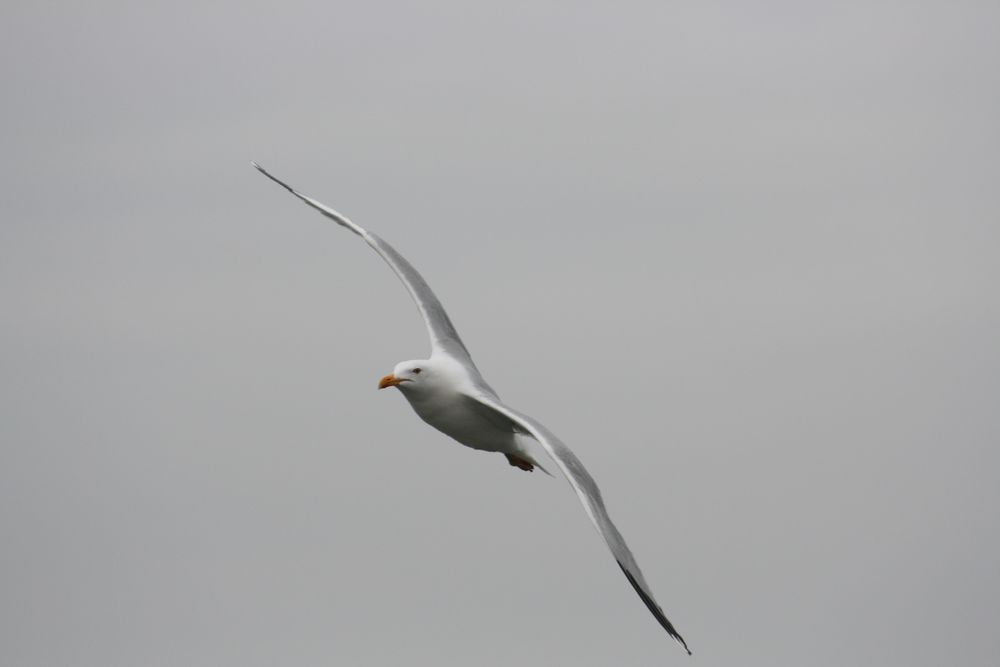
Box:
(251, 161, 691, 655)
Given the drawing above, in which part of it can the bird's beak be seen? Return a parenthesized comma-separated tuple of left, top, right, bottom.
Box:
(378, 374, 403, 390)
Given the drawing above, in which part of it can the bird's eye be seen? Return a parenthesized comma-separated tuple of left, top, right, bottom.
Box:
(412, 368, 422, 374)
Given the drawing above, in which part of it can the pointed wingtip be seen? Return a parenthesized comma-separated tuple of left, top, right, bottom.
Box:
(676, 633, 693, 656)
(616, 561, 692, 656)
(249, 160, 297, 195)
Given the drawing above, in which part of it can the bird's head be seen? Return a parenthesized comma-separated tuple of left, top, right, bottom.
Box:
(378, 359, 434, 393)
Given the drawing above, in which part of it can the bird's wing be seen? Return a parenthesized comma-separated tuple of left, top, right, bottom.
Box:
(251, 162, 476, 367)
(461, 391, 692, 655)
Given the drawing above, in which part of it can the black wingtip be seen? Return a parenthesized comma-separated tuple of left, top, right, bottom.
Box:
(617, 561, 692, 656)
(249, 160, 296, 195)
(250, 160, 270, 179)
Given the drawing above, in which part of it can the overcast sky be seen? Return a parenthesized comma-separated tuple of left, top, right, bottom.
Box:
(2, 2, 999, 666)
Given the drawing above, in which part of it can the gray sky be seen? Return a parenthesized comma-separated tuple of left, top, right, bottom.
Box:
(2, 2, 999, 665)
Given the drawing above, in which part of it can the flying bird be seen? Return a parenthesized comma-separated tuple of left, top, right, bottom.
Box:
(251, 161, 691, 655)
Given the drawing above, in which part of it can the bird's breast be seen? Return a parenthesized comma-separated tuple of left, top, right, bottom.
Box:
(403, 390, 515, 453)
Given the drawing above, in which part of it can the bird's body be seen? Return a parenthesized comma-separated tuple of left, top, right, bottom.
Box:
(409, 387, 513, 454)
(252, 161, 691, 655)
(397, 358, 500, 449)
(390, 357, 547, 470)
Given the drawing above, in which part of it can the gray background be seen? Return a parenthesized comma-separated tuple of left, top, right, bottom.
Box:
(2, 2, 998, 665)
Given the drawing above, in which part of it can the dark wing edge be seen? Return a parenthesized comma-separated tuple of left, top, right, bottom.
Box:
(250, 161, 475, 365)
(461, 393, 692, 655)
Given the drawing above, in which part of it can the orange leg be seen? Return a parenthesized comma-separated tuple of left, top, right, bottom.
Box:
(504, 453, 534, 472)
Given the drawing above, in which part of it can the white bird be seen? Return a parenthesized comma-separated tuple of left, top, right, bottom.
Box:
(252, 162, 692, 655)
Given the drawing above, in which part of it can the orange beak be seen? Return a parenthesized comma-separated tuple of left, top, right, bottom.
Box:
(378, 373, 404, 390)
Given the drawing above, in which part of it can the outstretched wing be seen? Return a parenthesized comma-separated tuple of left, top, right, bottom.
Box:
(462, 392, 692, 655)
(251, 162, 476, 367)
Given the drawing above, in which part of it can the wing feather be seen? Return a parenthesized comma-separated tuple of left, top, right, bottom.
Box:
(463, 392, 692, 655)
(251, 162, 475, 366)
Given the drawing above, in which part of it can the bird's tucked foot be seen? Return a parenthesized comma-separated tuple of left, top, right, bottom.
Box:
(504, 454, 535, 472)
